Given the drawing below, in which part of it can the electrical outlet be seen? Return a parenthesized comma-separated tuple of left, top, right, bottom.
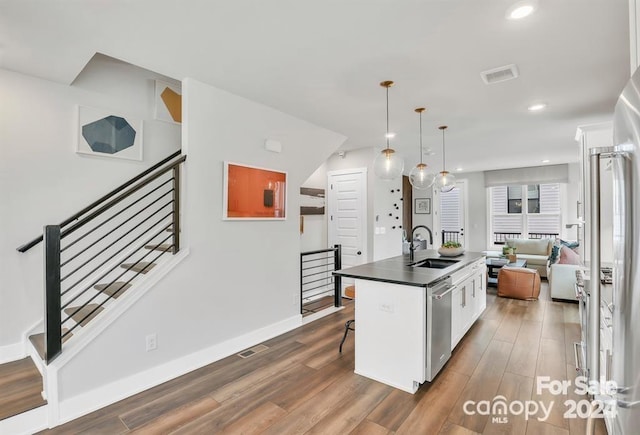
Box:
(145, 333, 157, 351)
(379, 303, 394, 313)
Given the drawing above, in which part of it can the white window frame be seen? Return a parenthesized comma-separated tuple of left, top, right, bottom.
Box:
(488, 183, 562, 248)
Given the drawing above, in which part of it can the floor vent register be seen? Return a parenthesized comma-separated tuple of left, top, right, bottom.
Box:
(237, 344, 269, 358)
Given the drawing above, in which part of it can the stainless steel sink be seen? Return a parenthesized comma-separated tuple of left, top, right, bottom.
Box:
(411, 258, 460, 269)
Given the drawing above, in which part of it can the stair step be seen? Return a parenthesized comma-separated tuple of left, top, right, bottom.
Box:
(144, 243, 173, 252)
(64, 304, 104, 327)
(29, 329, 72, 360)
(120, 261, 156, 274)
(94, 282, 132, 299)
(0, 357, 47, 421)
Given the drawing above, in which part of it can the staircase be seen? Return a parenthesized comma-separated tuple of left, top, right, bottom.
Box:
(3, 151, 186, 431)
(27, 248, 168, 360)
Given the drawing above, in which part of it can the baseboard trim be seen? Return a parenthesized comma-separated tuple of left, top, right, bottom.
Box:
(0, 342, 25, 364)
(56, 313, 303, 426)
(0, 405, 48, 435)
(302, 305, 344, 325)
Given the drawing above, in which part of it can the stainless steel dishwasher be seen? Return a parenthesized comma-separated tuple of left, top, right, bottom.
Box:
(426, 277, 454, 382)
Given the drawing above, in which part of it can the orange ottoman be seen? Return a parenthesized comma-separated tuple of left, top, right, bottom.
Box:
(497, 267, 541, 300)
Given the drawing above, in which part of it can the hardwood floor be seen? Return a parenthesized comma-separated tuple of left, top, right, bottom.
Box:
(0, 357, 46, 421)
(301, 295, 336, 317)
(39, 282, 607, 434)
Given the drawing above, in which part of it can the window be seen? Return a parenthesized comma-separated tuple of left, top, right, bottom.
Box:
(507, 186, 522, 213)
(490, 184, 561, 245)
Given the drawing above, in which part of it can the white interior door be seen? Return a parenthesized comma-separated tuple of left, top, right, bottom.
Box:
(434, 180, 468, 247)
(327, 168, 367, 281)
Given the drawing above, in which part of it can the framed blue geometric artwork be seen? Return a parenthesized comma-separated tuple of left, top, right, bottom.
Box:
(77, 106, 143, 161)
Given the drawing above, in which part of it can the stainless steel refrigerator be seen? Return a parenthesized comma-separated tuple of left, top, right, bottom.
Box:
(601, 66, 640, 434)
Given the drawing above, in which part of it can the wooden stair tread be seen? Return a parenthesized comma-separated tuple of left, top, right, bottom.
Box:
(94, 282, 132, 299)
(144, 243, 173, 252)
(120, 261, 156, 274)
(0, 357, 47, 421)
(29, 329, 72, 360)
(64, 304, 104, 327)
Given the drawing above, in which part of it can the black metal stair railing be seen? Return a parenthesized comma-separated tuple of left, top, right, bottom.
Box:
(18, 150, 186, 364)
(300, 245, 342, 316)
(493, 231, 559, 245)
(441, 230, 460, 245)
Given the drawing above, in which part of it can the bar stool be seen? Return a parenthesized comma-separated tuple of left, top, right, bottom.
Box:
(339, 285, 355, 353)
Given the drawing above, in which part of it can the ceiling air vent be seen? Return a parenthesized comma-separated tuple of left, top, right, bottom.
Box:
(480, 64, 519, 85)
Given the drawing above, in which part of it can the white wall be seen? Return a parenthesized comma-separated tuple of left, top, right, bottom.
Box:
(372, 176, 403, 261)
(412, 187, 433, 243)
(564, 162, 581, 241)
(461, 172, 487, 252)
(325, 148, 375, 261)
(0, 57, 181, 353)
(300, 163, 328, 253)
(56, 77, 346, 400)
(324, 147, 403, 262)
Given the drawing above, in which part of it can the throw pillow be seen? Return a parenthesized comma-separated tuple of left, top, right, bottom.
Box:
(558, 245, 583, 265)
(559, 238, 579, 251)
(548, 240, 562, 265)
(548, 238, 580, 267)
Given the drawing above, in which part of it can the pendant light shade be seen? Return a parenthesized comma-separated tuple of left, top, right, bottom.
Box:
(433, 125, 456, 192)
(409, 107, 435, 190)
(374, 81, 404, 180)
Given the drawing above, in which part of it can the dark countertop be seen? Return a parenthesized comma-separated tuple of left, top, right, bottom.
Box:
(333, 250, 486, 288)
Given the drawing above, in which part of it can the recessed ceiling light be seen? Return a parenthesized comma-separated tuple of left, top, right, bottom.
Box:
(528, 103, 547, 112)
(506, 1, 537, 20)
(542, 159, 550, 163)
(385, 132, 396, 139)
(456, 167, 463, 172)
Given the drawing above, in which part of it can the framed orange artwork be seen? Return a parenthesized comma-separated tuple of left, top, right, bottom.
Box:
(223, 162, 287, 220)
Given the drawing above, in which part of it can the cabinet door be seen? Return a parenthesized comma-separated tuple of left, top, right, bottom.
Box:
(473, 266, 487, 319)
(451, 287, 463, 349)
(460, 278, 474, 333)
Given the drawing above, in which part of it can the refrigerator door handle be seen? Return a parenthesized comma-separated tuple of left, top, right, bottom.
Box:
(616, 400, 640, 409)
(588, 148, 604, 386)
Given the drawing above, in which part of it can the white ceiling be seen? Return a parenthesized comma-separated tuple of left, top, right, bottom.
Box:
(0, 0, 630, 173)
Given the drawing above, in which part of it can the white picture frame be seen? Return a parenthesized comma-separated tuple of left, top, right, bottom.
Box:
(223, 161, 288, 221)
(415, 198, 431, 214)
(154, 80, 182, 124)
(76, 105, 143, 161)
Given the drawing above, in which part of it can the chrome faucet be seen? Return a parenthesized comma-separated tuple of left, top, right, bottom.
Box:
(409, 225, 434, 262)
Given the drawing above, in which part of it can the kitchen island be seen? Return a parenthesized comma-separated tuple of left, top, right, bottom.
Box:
(333, 250, 486, 393)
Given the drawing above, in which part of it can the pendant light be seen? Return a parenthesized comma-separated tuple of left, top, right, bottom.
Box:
(409, 107, 435, 189)
(433, 125, 456, 192)
(373, 80, 404, 180)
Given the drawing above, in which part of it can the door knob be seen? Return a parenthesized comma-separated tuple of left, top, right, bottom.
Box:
(357, 251, 362, 255)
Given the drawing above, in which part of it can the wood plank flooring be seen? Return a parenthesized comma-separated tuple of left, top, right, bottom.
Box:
(39, 282, 608, 434)
(0, 357, 46, 421)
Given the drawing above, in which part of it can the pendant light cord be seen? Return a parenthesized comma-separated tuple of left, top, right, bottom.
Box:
(385, 86, 390, 150)
(441, 127, 446, 171)
(419, 111, 423, 164)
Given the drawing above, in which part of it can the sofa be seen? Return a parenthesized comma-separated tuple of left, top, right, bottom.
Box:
(485, 238, 553, 278)
(546, 241, 584, 301)
(547, 263, 583, 301)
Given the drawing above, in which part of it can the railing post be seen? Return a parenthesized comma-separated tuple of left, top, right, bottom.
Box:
(172, 164, 181, 254)
(44, 225, 62, 364)
(333, 244, 342, 308)
(300, 253, 304, 315)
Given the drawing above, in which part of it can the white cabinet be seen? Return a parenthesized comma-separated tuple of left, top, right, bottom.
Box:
(472, 264, 487, 318)
(451, 260, 487, 350)
(451, 285, 463, 348)
(453, 276, 474, 348)
(575, 123, 613, 261)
